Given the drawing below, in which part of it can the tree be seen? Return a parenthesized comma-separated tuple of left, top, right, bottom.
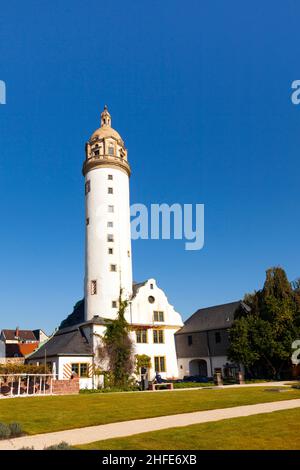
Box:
(228, 267, 300, 379)
(98, 292, 134, 387)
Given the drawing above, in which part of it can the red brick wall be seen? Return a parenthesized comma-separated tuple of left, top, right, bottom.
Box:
(52, 378, 79, 395)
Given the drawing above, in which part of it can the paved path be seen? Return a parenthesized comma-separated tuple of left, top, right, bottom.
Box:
(1, 397, 300, 450)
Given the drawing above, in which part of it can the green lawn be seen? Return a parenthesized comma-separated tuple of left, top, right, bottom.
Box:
(0, 387, 300, 435)
(78, 407, 300, 450)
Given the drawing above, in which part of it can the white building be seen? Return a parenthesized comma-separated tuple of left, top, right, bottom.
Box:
(175, 301, 246, 379)
(28, 106, 183, 388)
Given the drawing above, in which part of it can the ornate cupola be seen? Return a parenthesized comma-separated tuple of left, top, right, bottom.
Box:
(83, 105, 130, 177)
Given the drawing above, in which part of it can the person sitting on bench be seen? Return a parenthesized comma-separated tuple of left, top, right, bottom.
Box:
(154, 372, 163, 384)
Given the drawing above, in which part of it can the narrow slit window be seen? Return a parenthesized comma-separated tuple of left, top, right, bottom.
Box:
(85, 180, 91, 195)
(91, 280, 97, 295)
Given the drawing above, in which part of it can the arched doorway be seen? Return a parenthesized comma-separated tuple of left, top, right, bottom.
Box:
(189, 359, 208, 377)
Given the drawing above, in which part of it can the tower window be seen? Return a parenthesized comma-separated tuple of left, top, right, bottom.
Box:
(127, 250, 130, 257)
(108, 187, 113, 194)
(108, 205, 114, 213)
(108, 175, 113, 180)
(107, 234, 114, 242)
(86, 218, 90, 226)
(85, 180, 91, 195)
(188, 335, 193, 346)
(150, 283, 154, 289)
(110, 264, 117, 272)
(108, 248, 113, 254)
(107, 221, 113, 228)
(94, 149, 99, 156)
(112, 301, 118, 308)
(91, 280, 97, 295)
(108, 146, 114, 155)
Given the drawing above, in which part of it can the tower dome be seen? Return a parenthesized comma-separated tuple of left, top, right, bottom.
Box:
(83, 105, 130, 177)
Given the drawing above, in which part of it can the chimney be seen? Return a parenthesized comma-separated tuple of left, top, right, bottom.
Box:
(15, 326, 20, 340)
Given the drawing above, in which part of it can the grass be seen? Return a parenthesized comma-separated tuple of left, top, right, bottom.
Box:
(0, 386, 300, 436)
(78, 407, 300, 450)
(173, 382, 214, 388)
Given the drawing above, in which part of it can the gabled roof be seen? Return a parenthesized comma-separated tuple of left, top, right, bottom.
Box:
(176, 301, 243, 335)
(1, 329, 37, 342)
(6, 342, 39, 358)
(27, 325, 93, 360)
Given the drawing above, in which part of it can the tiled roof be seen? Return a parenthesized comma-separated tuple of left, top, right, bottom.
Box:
(2, 329, 37, 341)
(6, 342, 39, 357)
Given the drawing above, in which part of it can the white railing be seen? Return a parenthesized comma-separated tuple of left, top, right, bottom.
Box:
(0, 374, 58, 397)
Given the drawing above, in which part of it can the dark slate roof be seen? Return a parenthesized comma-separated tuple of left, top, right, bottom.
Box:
(59, 300, 85, 330)
(2, 329, 37, 342)
(27, 324, 93, 360)
(60, 282, 148, 330)
(132, 281, 147, 298)
(176, 301, 243, 335)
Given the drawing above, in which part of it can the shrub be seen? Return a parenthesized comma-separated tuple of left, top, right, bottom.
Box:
(0, 423, 11, 440)
(0, 363, 50, 375)
(44, 441, 74, 450)
(9, 422, 23, 437)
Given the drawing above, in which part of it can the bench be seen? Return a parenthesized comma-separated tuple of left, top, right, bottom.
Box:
(149, 382, 173, 391)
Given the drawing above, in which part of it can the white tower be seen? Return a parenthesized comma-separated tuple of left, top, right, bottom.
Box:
(83, 106, 133, 321)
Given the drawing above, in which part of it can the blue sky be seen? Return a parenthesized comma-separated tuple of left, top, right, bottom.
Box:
(0, 1, 299, 333)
